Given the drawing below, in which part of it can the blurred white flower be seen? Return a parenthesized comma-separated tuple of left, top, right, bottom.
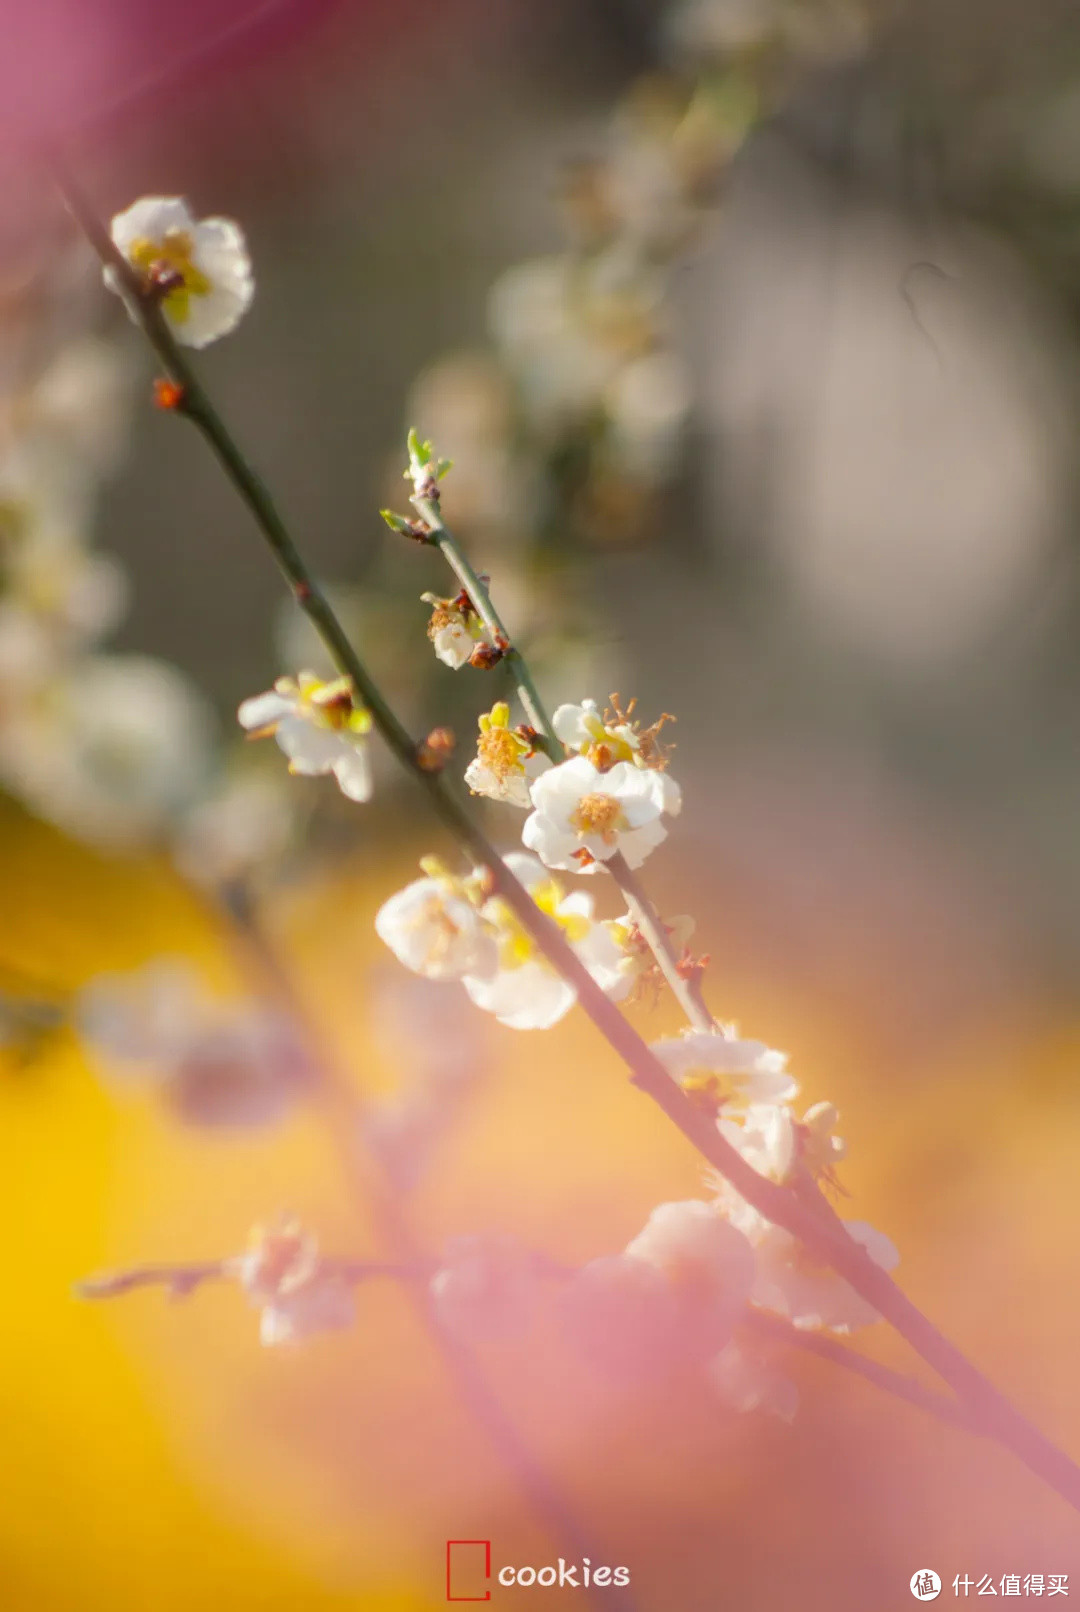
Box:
(605, 350, 691, 480)
(108, 197, 254, 348)
(374, 862, 498, 983)
(464, 701, 549, 807)
(77, 959, 309, 1128)
(565, 1201, 754, 1373)
(523, 754, 674, 873)
(489, 257, 617, 427)
(623, 1198, 755, 1297)
(430, 1233, 544, 1340)
(718, 1100, 797, 1181)
(748, 1218, 899, 1334)
(0, 653, 216, 848)
(463, 851, 630, 1029)
(173, 767, 296, 888)
(664, 0, 783, 57)
(238, 671, 373, 803)
(231, 1218, 355, 1347)
(0, 537, 127, 692)
(650, 1029, 798, 1110)
(707, 1339, 799, 1421)
(14, 336, 135, 481)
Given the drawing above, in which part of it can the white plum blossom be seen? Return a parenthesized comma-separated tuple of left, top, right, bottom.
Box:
(623, 1198, 756, 1299)
(523, 754, 673, 872)
(565, 1201, 754, 1372)
(552, 695, 680, 815)
(374, 861, 498, 983)
(0, 653, 216, 849)
(76, 959, 309, 1128)
(108, 196, 254, 348)
(421, 589, 490, 669)
(462, 851, 630, 1029)
(464, 701, 549, 807)
(230, 1219, 355, 1347)
(650, 1029, 798, 1112)
(718, 1100, 798, 1181)
(238, 671, 373, 802)
(374, 853, 631, 1029)
(707, 1339, 799, 1422)
(747, 1218, 900, 1334)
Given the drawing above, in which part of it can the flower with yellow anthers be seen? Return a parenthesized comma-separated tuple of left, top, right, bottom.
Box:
(523, 753, 672, 873)
(230, 1217, 355, 1348)
(553, 694, 680, 814)
(604, 909, 695, 998)
(108, 197, 253, 348)
(464, 701, 549, 806)
(710, 1099, 846, 1203)
(238, 671, 373, 802)
(651, 1029, 797, 1113)
(463, 852, 629, 1028)
(421, 590, 490, 669)
(374, 858, 498, 983)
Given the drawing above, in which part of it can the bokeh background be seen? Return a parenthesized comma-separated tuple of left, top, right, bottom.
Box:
(1, 0, 1080, 1606)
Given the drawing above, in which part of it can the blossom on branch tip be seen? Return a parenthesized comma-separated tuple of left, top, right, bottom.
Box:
(404, 428, 453, 501)
(107, 197, 253, 348)
(230, 1218, 355, 1347)
(522, 753, 674, 872)
(238, 672, 373, 802)
(464, 701, 549, 806)
(650, 1029, 797, 1112)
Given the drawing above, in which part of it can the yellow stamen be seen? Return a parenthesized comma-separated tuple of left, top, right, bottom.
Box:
(128, 229, 213, 325)
(571, 791, 626, 844)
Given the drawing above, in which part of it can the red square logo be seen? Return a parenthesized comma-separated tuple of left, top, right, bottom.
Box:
(446, 1540, 492, 1602)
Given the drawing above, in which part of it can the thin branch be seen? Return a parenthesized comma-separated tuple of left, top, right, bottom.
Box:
(76, 1256, 423, 1301)
(741, 1309, 982, 1437)
(412, 491, 558, 754)
(50, 155, 1080, 1518)
(606, 850, 716, 1032)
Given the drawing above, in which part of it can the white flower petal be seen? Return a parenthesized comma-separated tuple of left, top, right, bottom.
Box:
(332, 745, 373, 803)
(238, 690, 293, 730)
(464, 959, 575, 1029)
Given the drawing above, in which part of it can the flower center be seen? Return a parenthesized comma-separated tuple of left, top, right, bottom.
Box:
(128, 229, 212, 324)
(571, 791, 626, 843)
(477, 724, 524, 782)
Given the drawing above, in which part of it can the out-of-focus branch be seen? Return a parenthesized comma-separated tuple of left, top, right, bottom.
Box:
(76, 1256, 422, 1301)
(741, 1309, 982, 1437)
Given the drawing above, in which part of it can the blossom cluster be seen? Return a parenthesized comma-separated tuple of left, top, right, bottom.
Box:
(55, 171, 899, 1456)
